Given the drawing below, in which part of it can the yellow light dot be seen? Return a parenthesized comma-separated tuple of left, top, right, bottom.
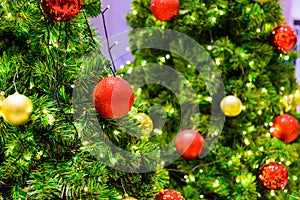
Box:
(259, 147, 264, 151)
(258, 110, 262, 115)
(141, 60, 147, 66)
(207, 45, 213, 50)
(244, 139, 250, 145)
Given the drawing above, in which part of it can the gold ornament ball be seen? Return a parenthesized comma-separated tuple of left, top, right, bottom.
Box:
(1, 92, 33, 125)
(0, 91, 5, 116)
(134, 113, 153, 137)
(294, 89, 300, 106)
(220, 95, 243, 117)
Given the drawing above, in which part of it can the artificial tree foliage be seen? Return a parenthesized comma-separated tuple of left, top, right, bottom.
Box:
(120, 0, 300, 199)
(0, 0, 168, 199)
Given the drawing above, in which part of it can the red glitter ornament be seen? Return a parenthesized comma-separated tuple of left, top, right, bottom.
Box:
(155, 189, 185, 200)
(258, 162, 288, 190)
(41, 0, 82, 22)
(270, 114, 299, 143)
(150, 0, 180, 21)
(92, 76, 134, 119)
(175, 129, 205, 160)
(269, 25, 297, 53)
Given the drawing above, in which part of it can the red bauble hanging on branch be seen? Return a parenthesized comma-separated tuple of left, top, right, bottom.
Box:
(93, 76, 134, 119)
(41, 0, 82, 22)
(269, 25, 297, 53)
(258, 162, 288, 190)
(175, 129, 205, 160)
(270, 114, 299, 143)
(150, 0, 180, 21)
(155, 189, 185, 200)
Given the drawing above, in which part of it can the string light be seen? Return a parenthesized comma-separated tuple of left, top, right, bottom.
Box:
(154, 129, 163, 135)
(213, 179, 220, 187)
(127, 67, 133, 74)
(284, 55, 289, 60)
(114, 130, 120, 135)
(141, 60, 147, 66)
(292, 176, 297, 181)
(259, 147, 264, 151)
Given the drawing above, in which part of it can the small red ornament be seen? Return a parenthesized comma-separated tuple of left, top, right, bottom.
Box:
(150, 0, 180, 21)
(269, 25, 297, 53)
(270, 114, 299, 143)
(41, 0, 82, 22)
(155, 189, 185, 200)
(258, 162, 288, 190)
(93, 76, 134, 119)
(175, 129, 205, 160)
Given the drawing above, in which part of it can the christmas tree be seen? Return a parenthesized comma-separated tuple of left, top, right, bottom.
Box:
(0, 0, 138, 199)
(1, 0, 300, 199)
(117, 0, 300, 199)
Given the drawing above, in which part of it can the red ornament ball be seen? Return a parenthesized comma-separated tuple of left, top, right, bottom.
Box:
(155, 189, 185, 200)
(269, 25, 297, 53)
(270, 114, 299, 143)
(258, 162, 288, 190)
(41, 0, 82, 22)
(93, 76, 134, 119)
(175, 129, 205, 160)
(150, 0, 180, 21)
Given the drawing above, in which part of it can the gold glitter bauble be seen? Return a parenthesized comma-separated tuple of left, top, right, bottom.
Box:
(294, 89, 300, 106)
(0, 91, 5, 116)
(220, 95, 243, 117)
(1, 92, 33, 125)
(134, 113, 153, 137)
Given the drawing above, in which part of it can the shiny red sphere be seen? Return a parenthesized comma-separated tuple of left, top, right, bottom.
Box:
(269, 25, 297, 53)
(150, 0, 180, 21)
(258, 162, 288, 190)
(175, 129, 205, 160)
(41, 0, 82, 22)
(93, 76, 134, 119)
(155, 189, 185, 200)
(271, 114, 299, 143)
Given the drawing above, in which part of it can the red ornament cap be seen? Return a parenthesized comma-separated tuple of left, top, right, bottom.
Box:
(155, 189, 185, 200)
(269, 25, 297, 53)
(258, 162, 288, 190)
(41, 0, 82, 22)
(93, 76, 134, 119)
(270, 114, 299, 143)
(150, 0, 180, 21)
(175, 129, 205, 160)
